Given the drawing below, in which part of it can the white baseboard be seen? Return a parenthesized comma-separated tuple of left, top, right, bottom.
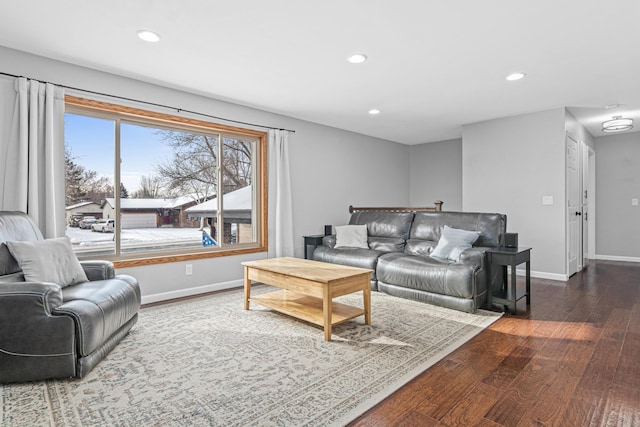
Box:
(141, 268, 571, 305)
(595, 254, 640, 263)
(508, 265, 567, 282)
(529, 270, 567, 281)
(141, 279, 244, 305)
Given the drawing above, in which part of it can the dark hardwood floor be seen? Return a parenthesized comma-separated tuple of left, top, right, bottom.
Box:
(349, 260, 640, 427)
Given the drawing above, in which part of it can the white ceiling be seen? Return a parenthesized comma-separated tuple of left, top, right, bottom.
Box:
(1, 0, 639, 145)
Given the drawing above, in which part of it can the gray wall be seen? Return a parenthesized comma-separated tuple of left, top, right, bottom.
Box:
(0, 46, 410, 302)
(462, 109, 567, 279)
(409, 138, 462, 211)
(565, 110, 595, 150)
(595, 131, 640, 260)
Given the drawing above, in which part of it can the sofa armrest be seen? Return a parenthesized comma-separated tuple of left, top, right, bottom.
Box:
(457, 247, 488, 268)
(322, 235, 336, 248)
(0, 282, 75, 362)
(80, 260, 115, 281)
(0, 281, 64, 312)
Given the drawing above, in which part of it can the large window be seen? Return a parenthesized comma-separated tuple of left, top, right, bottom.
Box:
(64, 97, 267, 267)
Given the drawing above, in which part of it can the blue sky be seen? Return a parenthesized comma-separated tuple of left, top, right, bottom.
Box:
(65, 113, 173, 192)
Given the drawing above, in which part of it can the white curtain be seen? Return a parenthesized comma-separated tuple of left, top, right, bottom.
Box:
(268, 129, 294, 257)
(0, 77, 66, 238)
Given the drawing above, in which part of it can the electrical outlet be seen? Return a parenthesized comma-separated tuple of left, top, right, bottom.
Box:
(185, 264, 193, 275)
(632, 198, 639, 206)
(542, 196, 554, 206)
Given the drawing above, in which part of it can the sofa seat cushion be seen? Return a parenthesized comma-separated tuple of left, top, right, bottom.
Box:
(377, 253, 477, 299)
(312, 246, 384, 281)
(54, 275, 140, 357)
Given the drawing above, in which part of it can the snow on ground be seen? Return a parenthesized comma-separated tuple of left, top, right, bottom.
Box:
(66, 226, 202, 247)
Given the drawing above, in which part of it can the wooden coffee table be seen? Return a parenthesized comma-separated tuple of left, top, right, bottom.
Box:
(242, 257, 372, 341)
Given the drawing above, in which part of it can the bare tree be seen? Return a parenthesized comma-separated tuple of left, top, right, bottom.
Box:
(154, 131, 253, 202)
(132, 175, 164, 199)
(65, 148, 113, 205)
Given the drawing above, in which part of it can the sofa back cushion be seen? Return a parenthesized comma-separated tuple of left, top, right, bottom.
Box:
(409, 211, 506, 247)
(349, 211, 415, 253)
(0, 211, 44, 277)
(349, 211, 414, 239)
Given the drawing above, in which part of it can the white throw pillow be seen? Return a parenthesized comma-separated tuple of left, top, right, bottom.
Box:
(430, 226, 481, 261)
(334, 225, 369, 249)
(6, 237, 89, 288)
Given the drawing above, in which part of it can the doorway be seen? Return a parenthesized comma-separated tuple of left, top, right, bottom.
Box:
(566, 133, 580, 277)
(566, 132, 595, 277)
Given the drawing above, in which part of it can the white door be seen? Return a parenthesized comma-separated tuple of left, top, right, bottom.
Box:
(566, 134, 580, 277)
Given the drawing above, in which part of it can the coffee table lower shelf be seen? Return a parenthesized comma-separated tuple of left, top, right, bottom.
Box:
(251, 290, 365, 328)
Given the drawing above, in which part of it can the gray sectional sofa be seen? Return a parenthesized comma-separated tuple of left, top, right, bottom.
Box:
(313, 210, 507, 313)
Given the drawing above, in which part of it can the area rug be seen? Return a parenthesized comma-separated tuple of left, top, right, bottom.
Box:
(1, 286, 501, 427)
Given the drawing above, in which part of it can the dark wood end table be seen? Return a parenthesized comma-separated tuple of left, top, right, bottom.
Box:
(487, 247, 531, 314)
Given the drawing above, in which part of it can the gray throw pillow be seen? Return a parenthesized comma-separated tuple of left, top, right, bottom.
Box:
(335, 225, 369, 249)
(6, 237, 89, 287)
(430, 226, 481, 261)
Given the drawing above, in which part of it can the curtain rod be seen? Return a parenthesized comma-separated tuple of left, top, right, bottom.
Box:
(0, 71, 295, 133)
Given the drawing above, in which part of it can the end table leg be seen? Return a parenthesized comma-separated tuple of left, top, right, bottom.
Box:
(323, 286, 332, 341)
(526, 260, 531, 305)
(243, 266, 251, 310)
(510, 262, 517, 314)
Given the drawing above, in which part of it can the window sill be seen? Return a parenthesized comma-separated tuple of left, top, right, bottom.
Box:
(79, 245, 268, 269)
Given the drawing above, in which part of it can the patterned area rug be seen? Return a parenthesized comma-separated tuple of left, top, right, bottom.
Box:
(1, 286, 501, 426)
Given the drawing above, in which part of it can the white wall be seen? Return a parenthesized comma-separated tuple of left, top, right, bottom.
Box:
(565, 111, 595, 150)
(595, 131, 640, 261)
(409, 138, 462, 211)
(462, 109, 567, 279)
(0, 46, 410, 302)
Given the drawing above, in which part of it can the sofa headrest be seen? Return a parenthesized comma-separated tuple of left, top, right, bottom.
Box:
(0, 211, 44, 277)
(409, 211, 507, 247)
(349, 211, 414, 240)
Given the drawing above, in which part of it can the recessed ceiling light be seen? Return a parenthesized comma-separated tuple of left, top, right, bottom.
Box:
(368, 109, 381, 115)
(506, 72, 526, 81)
(137, 30, 161, 43)
(347, 53, 368, 64)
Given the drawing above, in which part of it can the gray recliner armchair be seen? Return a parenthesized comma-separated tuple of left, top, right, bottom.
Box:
(0, 211, 140, 383)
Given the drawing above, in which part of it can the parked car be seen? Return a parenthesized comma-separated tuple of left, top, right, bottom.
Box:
(79, 216, 97, 229)
(91, 218, 115, 233)
(69, 214, 83, 227)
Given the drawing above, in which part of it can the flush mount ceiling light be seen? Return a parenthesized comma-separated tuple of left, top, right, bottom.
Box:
(368, 109, 381, 115)
(347, 53, 368, 64)
(506, 72, 526, 81)
(602, 116, 634, 133)
(137, 30, 161, 43)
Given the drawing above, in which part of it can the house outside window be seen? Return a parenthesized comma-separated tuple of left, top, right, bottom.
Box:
(64, 96, 267, 267)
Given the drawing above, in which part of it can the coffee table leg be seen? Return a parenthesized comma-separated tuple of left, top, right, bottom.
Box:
(243, 266, 251, 310)
(323, 285, 332, 341)
(363, 283, 371, 325)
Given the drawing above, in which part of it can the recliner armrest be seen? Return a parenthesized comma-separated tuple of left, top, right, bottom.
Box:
(322, 235, 336, 248)
(0, 281, 64, 313)
(80, 260, 115, 281)
(0, 282, 75, 378)
(457, 247, 488, 268)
